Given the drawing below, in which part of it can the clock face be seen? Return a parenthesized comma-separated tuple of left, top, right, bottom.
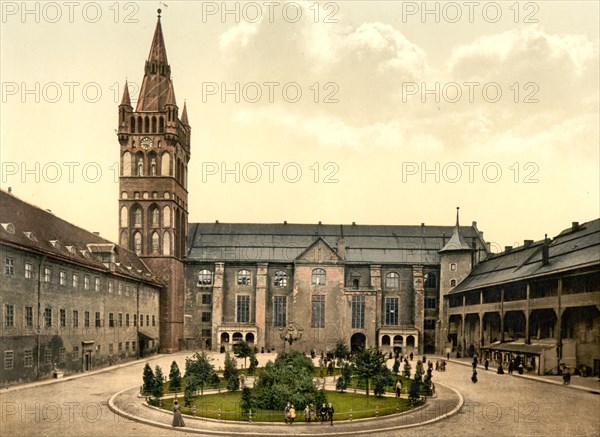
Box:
(140, 137, 153, 150)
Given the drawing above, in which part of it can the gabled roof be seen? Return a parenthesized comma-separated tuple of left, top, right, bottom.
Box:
(187, 222, 486, 264)
(0, 190, 160, 285)
(439, 207, 472, 252)
(449, 219, 600, 294)
(295, 237, 343, 263)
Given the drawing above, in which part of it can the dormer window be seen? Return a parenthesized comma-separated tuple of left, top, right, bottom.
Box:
(50, 240, 61, 249)
(24, 231, 38, 242)
(1, 223, 15, 234)
(197, 270, 213, 286)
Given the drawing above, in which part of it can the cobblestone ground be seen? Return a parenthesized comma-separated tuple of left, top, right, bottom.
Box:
(1, 352, 598, 436)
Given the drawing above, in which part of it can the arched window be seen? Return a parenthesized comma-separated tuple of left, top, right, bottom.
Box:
(122, 152, 132, 176)
(312, 268, 326, 285)
(450, 263, 457, 271)
(151, 207, 160, 226)
(133, 232, 142, 255)
(386, 272, 399, 288)
(274, 271, 287, 287)
(159, 117, 164, 133)
(425, 273, 437, 288)
(161, 152, 170, 176)
(130, 116, 135, 133)
(135, 152, 144, 176)
(144, 116, 149, 133)
(151, 116, 157, 133)
(120, 206, 128, 228)
(137, 116, 142, 133)
(237, 270, 251, 286)
(198, 270, 212, 286)
(132, 206, 142, 228)
(151, 232, 160, 254)
(149, 155, 157, 176)
(163, 206, 171, 227)
(163, 231, 171, 256)
(450, 279, 457, 287)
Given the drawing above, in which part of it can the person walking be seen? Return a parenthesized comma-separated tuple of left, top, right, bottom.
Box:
(497, 363, 504, 374)
(471, 369, 478, 383)
(304, 404, 311, 422)
(172, 400, 185, 427)
(410, 352, 414, 361)
(320, 403, 328, 424)
(563, 371, 571, 385)
(284, 402, 291, 424)
(289, 405, 296, 424)
(508, 360, 514, 374)
(484, 358, 489, 370)
(395, 379, 402, 397)
(327, 402, 335, 426)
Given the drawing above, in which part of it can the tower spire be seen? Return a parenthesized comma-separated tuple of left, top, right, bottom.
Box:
(120, 80, 131, 107)
(439, 206, 472, 252)
(181, 101, 189, 126)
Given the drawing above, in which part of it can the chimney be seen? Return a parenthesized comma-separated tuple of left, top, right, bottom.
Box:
(318, 221, 322, 225)
(572, 222, 580, 232)
(542, 234, 550, 266)
(352, 222, 356, 226)
(283, 220, 287, 225)
(215, 220, 219, 224)
(7, 187, 12, 194)
(524, 240, 534, 247)
(337, 237, 346, 259)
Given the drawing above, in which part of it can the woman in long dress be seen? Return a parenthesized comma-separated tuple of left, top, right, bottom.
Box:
(172, 400, 185, 427)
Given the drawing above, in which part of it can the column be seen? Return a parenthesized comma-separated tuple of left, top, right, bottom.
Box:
(525, 283, 530, 344)
(412, 265, 425, 354)
(370, 265, 381, 331)
(556, 278, 563, 371)
(212, 262, 224, 351)
(255, 263, 268, 351)
(500, 288, 505, 342)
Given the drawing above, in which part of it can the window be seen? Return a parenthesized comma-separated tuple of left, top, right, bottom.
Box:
(385, 272, 399, 288)
(25, 306, 33, 327)
(118, 313, 123, 327)
(237, 270, 251, 286)
(201, 312, 211, 322)
(424, 297, 436, 309)
(133, 208, 142, 227)
(311, 295, 325, 328)
(60, 309, 66, 327)
(72, 274, 79, 288)
(424, 319, 436, 330)
(118, 283, 123, 295)
(351, 295, 365, 329)
(84, 311, 90, 327)
(44, 267, 51, 283)
(44, 348, 52, 365)
(133, 314, 137, 327)
(95, 312, 101, 327)
(151, 208, 160, 226)
(197, 270, 212, 286)
(201, 329, 211, 338)
(424, 273, 437, 288)
(109, 313, 115, 328)
(59, 270, 66, 286)
(385, 298, 399, 325)
(59, 347, 66, 363)
(312, 268, 326, 285)
(133, 232, 142, 255)
(108, 282, 113, 293)
(109, 344, 114, 355)
(45, 308, 52, 327)
(25, 262, 33, 279)
(450, 263, 457, 271)
(125, 342, 130, 352)
(73, 310, 79, 327)
(72, 346, 79, 361)
(236, 295, 250, 323)
(118, 343, 122, 353)
(24, 349, 33, 367)
(126, 314, 130, 327)
(450, 279, 457, 287)
(146, 315, 149, 327)
(273, 296, 287, 327)
(202, 294, 212, 305)
(84, 276, 90, 290)
(94, 277, 100, 291)
(4, 257, 14, 276)
(152, 315, 155, 326)
(4, 351, 14, 370)
(5, 304, 14, 327)
(132, 341, 136, 351)
(140, 314, 144, 327)
(125, 285, 130, 296)
(274, 271, 287, 287)
(151, 232, 160, 253)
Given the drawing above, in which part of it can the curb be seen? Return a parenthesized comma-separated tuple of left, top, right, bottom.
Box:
(108, 382, 464, 436)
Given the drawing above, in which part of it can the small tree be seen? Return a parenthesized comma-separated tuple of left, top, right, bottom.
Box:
(392, 359, 400, 375)
(408, 377, 421, 404)
(353, 348, 386, 399)
(247, 351, 258, 375)
(152, 365, 165, 398)
(414, 360, 424, 383)
(142, 363, 155, 394)
(373, 367, 393, 397)
(183, 385, 194, 407)
(233, 340, 253, 373)
(333, 339, 349, 364)
(185, 351, 218, 396)
(240, 386, 254, 415)
(402, 361, 412, 379)
(422, 368, 433, 396)
(336, 362, 352, 392)
(224, 352, 240, 392)
(169, 361, 182, 392)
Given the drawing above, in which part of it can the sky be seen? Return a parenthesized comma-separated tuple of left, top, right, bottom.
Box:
(1, 1, 599, 252)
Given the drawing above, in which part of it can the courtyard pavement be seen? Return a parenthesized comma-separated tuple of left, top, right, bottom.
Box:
(1, 352, 599, 436)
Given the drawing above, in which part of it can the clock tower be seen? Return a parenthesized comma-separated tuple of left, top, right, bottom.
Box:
(117, 10, 191, 352)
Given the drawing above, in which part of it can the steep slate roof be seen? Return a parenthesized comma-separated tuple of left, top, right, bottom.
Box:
(0, 190, 160, 285)
(187, 222, 485, 264)
(439, 208, 472, 252)
(449, 219, 600, 294)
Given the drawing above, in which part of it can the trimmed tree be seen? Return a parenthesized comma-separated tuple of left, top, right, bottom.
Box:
(414, 360, 424, 383)
(373, 366, 394, 397)
(240, 386, 254, 415)
(408, 377, 421, 404)
(422, 368, 433, 396)
(169, 361, 182, 392)
(224, 352, 240, 392)
(152, 365, 165, 398)
(142, 363, 155, 394)
(393, 359, 400, 375)
(336, 362, 352, 392)
(402, 361, 412, 379)
(334, 339, 349, 364)
(183, 385, 194, 407)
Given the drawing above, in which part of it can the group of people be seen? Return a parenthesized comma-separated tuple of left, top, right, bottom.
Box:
(286, 402, 334, 425)
(434, 360, 447, 371)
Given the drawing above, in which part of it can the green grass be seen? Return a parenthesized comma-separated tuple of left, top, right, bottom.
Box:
(158, 390, 415, 422)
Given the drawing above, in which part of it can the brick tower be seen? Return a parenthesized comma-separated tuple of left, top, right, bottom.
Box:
(116, 10, 191, 352)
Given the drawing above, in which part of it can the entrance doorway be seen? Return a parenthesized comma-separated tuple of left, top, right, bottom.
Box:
(350, 333, 366, 352)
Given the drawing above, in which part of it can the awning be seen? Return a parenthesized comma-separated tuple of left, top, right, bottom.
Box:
(138, 331, 159, 340)
(484, 341, 556, 355)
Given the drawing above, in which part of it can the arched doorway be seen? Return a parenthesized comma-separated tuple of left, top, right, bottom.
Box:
(245, 333, 255, 343)
(381, 335, 390, 347)
(406, 335, 415, 352)
(350, 333, 366, 352)
(220, 332, 230, 343)
(232, 332, 243, 342)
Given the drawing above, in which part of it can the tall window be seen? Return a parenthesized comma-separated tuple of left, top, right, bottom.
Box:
(84, 311, 90, 327)
(424, 297, 436, 309)
(311, 295, 325, 328)
(151, 207, 160, 226)
(385, 298, 399, 325)
(109, 313, 115, 328)
(5, 304, 14, 327)
(45, 308, 52, 327)
(385, 272, 399, 288)
(450, 263, 457, 271)
(25, 262, 33, 279)
(312, 268, 326, 285)
(60, 309, 66, 327)
(59, 271, 66, 286)
(126, 314, 130, 327)
(236, 295, 250, 323)
(274, 271, 287, 287)
(424, 319, 436, 330)
(44, 267, 51, 283)
(273, 296, 287, 327)
(25, 306, 33, 327)
(94, 278, 100, 291)
(73, 310, 79, 327)
(197, 270, 213, 285)
(351, 295, 365, 329)
(202, 294, 212, 305)
(72, 274, 79, 288)
(424, 273, 437, 288)
(95, 312, 101, 327)
(118, 313, 123, 327)
(133, 232, 142, 255)
(24, 349, 33, 367)
(237, 270, 251, 286)
(133, 207, 142, 227)
(151, 232, 160, 253)
(4, 257, 14, 276)
(4, 351, 14, 370)
(84, 276, 90, 290)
